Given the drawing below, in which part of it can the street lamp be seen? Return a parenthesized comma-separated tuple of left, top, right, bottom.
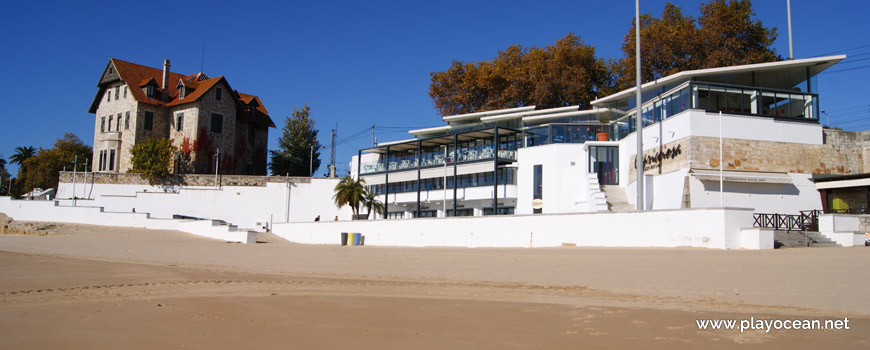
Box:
(310, 145, 325, 177)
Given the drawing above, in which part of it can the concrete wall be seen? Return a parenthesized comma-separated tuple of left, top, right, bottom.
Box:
(272, 207, 756, 250)
(688, 173, 821, 214)
(54, 176, 351, 229)
(516, 143, 589, 214)
(817, 214, 866, 246)
(0, 197, 255, 243)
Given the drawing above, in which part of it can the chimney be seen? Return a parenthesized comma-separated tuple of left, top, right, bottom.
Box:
(162, 59, 170, 91)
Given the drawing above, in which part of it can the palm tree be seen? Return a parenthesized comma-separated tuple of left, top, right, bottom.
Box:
(0, 153, 6, 170)
(362, 189, 384, 219)
(9, 146, 36, 172)
(333, 175, 365, 219)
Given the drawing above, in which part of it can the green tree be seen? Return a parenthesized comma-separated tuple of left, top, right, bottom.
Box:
(269, 104, 322, 176)
(362, 189, 383, 220)
(130, 137, 177, 185)
(614, 0, 778, 90)
(18, 133, 92, 195)
(429, 33, 611, 116)
(333, 175, 365, 219)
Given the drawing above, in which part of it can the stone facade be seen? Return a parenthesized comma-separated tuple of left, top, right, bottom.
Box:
(630, 129, 868, 181)
(89, 58, 272, 176)
(92, 81, 139, 172)
(59, 172, 310, 188)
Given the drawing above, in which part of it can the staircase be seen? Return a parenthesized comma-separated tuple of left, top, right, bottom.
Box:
(774, 230, 841, 248)
(602, 185, 634, 212)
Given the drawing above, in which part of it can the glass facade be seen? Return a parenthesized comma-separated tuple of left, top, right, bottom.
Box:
(523, 124, 609, 147)
(588, 146, 619, 185)
(359, 129, 521, 175)
(483, 207, 515, 215)
(369, 168, 517, 195)
(610, 81, 819, 141)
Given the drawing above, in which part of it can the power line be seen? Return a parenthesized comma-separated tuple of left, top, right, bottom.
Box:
(836, 57, 870, 65)
(824, 104, 870, 113)
(821, 64, 870, 74)
(810, 44, 870, 57)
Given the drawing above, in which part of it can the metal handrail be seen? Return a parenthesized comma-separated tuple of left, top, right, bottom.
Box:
(753, 210, 820, 231)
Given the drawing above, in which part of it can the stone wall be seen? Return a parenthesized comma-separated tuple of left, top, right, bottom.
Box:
(630, 128, 868, 181)
(59, 172, 310, 187)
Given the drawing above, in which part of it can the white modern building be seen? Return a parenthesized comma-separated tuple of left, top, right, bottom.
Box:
(352, 55, 855, 219)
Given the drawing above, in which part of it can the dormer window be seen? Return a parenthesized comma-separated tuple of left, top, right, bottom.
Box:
(179, 85, 186, 99)
(144, 84, 155, 98)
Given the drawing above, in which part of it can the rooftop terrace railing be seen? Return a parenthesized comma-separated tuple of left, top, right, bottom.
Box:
(610, 81, 819, 141)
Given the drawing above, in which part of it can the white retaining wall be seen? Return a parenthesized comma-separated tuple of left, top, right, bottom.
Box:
(272, 207, 758, 250)
(54, 178, 352, 228)
(818, 214, 866, 247)
(0, 196, 255, 243)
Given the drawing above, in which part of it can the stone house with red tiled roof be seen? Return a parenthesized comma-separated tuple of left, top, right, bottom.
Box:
(88, 58, 274, 175)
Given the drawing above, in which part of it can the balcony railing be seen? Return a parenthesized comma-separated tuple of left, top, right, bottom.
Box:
(360, 146, 518, 175)
(610, 81, 819, 141)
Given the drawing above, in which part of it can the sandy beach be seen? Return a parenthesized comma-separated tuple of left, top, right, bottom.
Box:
(0, 222, 867, 349)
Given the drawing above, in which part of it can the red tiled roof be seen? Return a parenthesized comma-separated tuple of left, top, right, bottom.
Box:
(92, 58, 273, 128)
(111, 58, 186, 105)
(168, 77, 222, 106)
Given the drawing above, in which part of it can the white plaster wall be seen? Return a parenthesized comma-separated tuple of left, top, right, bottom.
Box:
(648, 169, 690, 210)
(619, 110, 823, 210)
(818, 214, 865, 246)
(54, 178, 352, 228)
(272, 207, 754, 250)
(688, 173, 821, 214)
(516, 143, 588, 214)
(0, 197, 254, 243)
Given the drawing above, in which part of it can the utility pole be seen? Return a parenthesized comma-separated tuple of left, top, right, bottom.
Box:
(72, 155, 77, 207)
(84, 158, 89, 200)
(372, 124, 375, 147)
(214, 149, 220, 188)
(787, 0, 794, 60)
(635, 0, 645, 211)
(330, 124, 337, 178)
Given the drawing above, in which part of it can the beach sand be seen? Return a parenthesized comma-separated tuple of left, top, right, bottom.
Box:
(0, 223, 867, 349)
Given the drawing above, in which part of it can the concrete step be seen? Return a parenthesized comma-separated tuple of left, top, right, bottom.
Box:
(602, 185, 633, 212)
(774, 230, 841, 248)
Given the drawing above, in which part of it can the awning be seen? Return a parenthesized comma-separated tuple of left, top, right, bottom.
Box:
(690, 170, 792, 184)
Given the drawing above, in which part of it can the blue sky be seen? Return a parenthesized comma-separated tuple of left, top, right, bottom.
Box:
(1, 0, 868, 176)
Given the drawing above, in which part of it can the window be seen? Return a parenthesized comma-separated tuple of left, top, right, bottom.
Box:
(386, 212, 404, 219)
(414, 210, 437, 218)
(124, 111, 130, 130)
(216, 88, 222, 101)
(100, 117, 105, 133)
(176, 113, 184, 131)
(114, 86, 119, 100)
(144, 111, 153, 131)
(533, 164, 543, 214)
(108, 149, 116, 171)
(484, 207, 515, 215)
(179, 86, 186, 99)
(116, 113, 122, 131)
(107, 90, 111, 102)
(145, 84, 155, 98)
(108, 116, 113, 131)
(98, 150, 106, 171)
(211, 113, 223, 133)
(123, 86, 127, 98)
(447, 209, 474, 217)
